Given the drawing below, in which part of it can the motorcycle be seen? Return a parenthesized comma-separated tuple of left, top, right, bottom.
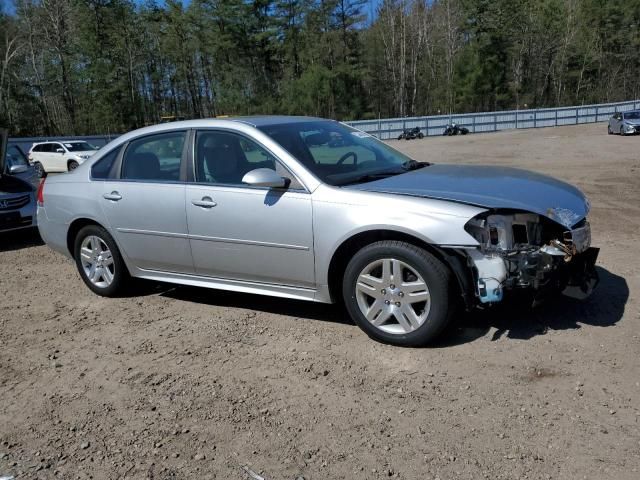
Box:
(443, 122, 469, 136)
(397, 127, 424, 140)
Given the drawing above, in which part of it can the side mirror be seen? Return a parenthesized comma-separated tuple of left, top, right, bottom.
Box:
(9, 164, 28, 174)
(242, 168, 290, 188)
(56, 148, 64, 153)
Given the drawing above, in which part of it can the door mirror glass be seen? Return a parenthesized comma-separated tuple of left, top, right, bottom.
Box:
(242, 168, 289, 188)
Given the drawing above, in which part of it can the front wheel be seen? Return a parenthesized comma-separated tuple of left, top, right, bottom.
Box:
(417, 133, 424, 139)
(607, 125, 613, 135)
(74, 224, 129, 297)
(620, 126, 625, 136)
(33, 162, 45, 178)
(68, 160, 79, 171)
(342, 241, 453, 346)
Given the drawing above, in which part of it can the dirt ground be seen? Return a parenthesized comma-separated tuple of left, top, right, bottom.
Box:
(1, 123, 639, 480)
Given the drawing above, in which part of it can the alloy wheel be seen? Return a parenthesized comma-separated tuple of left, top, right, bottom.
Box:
(79, 235, 115, 288)
(355, 258, 431, 334)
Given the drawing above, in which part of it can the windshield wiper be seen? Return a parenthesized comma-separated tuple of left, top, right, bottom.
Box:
(336, 170, 402, 186)
(402, 159, 430, 170)
(336, 161, 430, 186)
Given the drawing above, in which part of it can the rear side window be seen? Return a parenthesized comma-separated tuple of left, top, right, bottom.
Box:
(121, 131, 186, 182)
(91, 148, 120, 179)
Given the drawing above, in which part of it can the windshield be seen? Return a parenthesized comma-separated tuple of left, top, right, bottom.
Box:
(258, 120, 425, 185)
(5, 145, 29, 168)
(624, 111, 640, 120)
(64, 142, 98, 152)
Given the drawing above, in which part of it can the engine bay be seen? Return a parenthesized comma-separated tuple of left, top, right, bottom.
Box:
(464, 211, 598, 304)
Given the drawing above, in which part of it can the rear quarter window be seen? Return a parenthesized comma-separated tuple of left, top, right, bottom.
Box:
(91, 148, 120, 179)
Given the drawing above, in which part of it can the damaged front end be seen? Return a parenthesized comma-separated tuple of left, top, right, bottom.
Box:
(463, 211, 599, 305)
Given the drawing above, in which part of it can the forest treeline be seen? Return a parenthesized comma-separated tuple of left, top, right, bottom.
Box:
(1, 0, 639, 136)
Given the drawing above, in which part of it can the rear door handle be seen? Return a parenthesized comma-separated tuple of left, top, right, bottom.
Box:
(191, 197, 217, 208)
(103, 191, 122, 201)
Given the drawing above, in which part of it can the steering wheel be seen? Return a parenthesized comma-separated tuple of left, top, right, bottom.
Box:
(337, 151, 358, 166)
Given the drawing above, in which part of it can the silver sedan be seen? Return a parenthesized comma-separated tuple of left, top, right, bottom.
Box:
(38, 117, 599, 346)
(608, 110, 640, 135)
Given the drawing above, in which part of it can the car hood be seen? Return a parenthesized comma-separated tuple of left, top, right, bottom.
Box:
(624, 119, 640, 126)
(348, 164, 589, 228)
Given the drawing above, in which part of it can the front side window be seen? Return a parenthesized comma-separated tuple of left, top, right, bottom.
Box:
(64, 141, 98, 152)
(258, 120, 424, 186)
(194, 130, 302, 188)
(121, 131, 185, 181)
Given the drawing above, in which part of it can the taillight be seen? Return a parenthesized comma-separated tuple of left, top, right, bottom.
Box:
(36, 178, 45, 206)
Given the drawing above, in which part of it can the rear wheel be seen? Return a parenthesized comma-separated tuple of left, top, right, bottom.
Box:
(74, 225, 129, 297)
(68, 160, 79, 171)
(342, 241, 453, 346)
(607, 125, 613, 135)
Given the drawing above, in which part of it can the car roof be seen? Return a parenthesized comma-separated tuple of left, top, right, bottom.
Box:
(229, 115, 327, 127)
(34, 140, 87, 144)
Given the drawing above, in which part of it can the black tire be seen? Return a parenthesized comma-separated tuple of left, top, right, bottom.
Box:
(68, 160, 79, 171)
(342, 241, 453, 346)
(73, 224, 129, 297)
(33, 162, 45, 178)
(607, 125, 612, 135)
(417, 133, 424, 139)
(397, 134, 403, 140)
(461, 128, 469, 135)
(620, 126, 624, 136)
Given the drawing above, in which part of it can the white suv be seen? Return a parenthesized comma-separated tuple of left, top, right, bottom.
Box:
(28, 140, 99, 177)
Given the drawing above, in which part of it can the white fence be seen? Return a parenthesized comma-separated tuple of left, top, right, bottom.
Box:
(345, 99, 640, 139)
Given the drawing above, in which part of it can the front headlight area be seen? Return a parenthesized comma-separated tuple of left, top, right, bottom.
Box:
(463, 211, 590, 304)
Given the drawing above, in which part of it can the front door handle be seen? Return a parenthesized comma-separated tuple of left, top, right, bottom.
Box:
(103, 191, 122, 201)
(192, 197, 217, 208)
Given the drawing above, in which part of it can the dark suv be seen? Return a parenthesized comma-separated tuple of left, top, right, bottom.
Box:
(0, 129, 38, 232)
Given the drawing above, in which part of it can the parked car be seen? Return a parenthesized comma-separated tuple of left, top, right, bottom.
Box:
(608, 110, 640, 135)
(443, 123, 469, 136)
(0, 129, 37, 233)
(397, 127, 424, 140)
(37, 117, 599, 346)
(28, 140, 99, 177)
